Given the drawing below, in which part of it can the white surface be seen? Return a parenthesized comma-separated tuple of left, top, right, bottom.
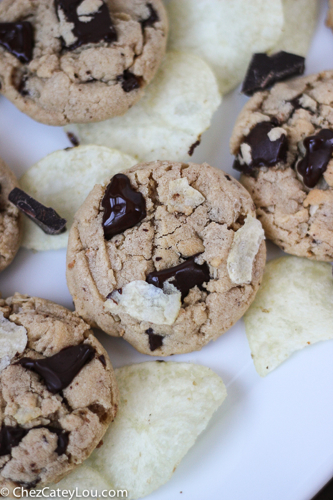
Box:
(0, 1, 332, 499)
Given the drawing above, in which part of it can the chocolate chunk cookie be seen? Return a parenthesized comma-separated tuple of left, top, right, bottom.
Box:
(66, 161, 266, 356)
(230, 70, 333, 261)
(0, 294, 118, 493)
(0, 159, 21, 273)
(0, 0, 168, 125)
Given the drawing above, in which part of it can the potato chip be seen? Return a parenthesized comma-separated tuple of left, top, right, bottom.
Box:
(166, 0, 284, 94)
(20, 146, 136, 251)
(65, 51, 221, 162)
(244, 256, 333, 377)
(0, 313, 27, 372)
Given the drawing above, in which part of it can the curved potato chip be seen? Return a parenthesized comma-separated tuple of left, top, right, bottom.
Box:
(244, 256, 333, 377)
(167, 0, 284, 94)
(20, 146, 136, 251)
(65, 51, 221, 162)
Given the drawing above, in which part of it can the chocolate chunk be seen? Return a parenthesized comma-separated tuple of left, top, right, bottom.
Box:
(0, 426, 28, 456)
(66, 131, 80, 147)
(17, 479, 40, 490)
(99, 354, 106, 366)
(146, 255, 210, 299)
(102, 174, 146, 240)
(0, 22, 34, 63)
(117, 70, 142, 93)
(296, 129, 333, 188)
(18, 344, 95, 394)
(242, 52, 305, 96)
(141, 3, 159, 30)
(45, 427, 69, 455)
(55, 0, 117, 50)
(145, 328, 164, 351)
(8, 187, 67, 235)
(233, 121, 288, 175)
(188, 139, 201, 157)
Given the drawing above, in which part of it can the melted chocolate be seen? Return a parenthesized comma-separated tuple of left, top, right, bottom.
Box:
(233, 121, 288, 174)
(117, 70, 142, 93)
(146, 255, 210, 299)
(297, 129, 333, 188)
(0, 426, 28, 456)
(0, 22, 34, 63)
(145, 328, 164, 351)
(102, 174, 146, 240)
(55, 0, 117, 50)
(18, 344, 95, 393)
(242, 51, 305, 96)
(44, 426, 69, 455)
(141, 3, 159, 30)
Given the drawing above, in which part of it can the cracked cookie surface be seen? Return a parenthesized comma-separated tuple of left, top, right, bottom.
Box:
(230, 70, 333, 261)
(0, 159, 21, 273)
(0, 294, 119, 493)
(66, 160, 266, 356)
(0, 0, 168, 125)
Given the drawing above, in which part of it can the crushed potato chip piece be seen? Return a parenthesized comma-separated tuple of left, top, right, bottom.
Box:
(20, 146, 136, 251)
(227, 216, 265, 285)
(0, 313, 27, 372)
(244, 257, 333, 377)
(167, 177, 205, 215)
(167, 0, 284, 94)
(105, 281, 181, 325)
(65, 52, 221, 162)
(49, 465, 113, 499)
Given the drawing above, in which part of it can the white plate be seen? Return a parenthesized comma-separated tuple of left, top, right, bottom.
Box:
(1, 2, 332, 499)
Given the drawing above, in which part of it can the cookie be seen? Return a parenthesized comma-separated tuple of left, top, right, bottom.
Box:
(0, 0, 168, 126)
(0, 159, 21, 273)
(0, 293, 119, 493)
(230, 70, 333, 261)
(327, 0, 333, 30)
(66, 161, 266, 356)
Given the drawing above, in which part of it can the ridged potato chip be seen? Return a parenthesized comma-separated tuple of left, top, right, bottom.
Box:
(244, 257, 333, 377)
(65, 51, 221, 162)
(20, 146, 136, 251)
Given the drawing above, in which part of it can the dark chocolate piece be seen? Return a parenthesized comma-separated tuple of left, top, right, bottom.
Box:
(17, 479, 40, 490)
(0, 426, 28, 456)
(44, 426, 69, 455)
(18, 344, 95, 393)
(117, 70, 142, 93)
(141, 3, 159, 30)
(0, 22, 34, 63)
(66, 131, 80, 147)
(55, 0, 117, 50)
(99, 354, 106, 366)
(188, 139, 201, 157)
(102, 174, 146, 240)
(233, 121, 288, 175)
(146, 255, 210, 299)
(242, 51, 305, 96)
(296, 129, 333, 188)
(8, 187, 67, 235)
(145, 328, 164, 351)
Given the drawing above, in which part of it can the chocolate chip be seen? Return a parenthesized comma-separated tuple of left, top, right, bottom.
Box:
(17, 344, 96, 393)
(233, 121, 288, 175)
(141, 3, 159, 30)
(117, 70, 142, 93)
(66, 131, 80, 147)
(55, 0, 117, 50)
(0, 426, 28, 456)
(296, 129, 333, 188)
(0, 22, 34, 63)
(146, 255, 210, 300)
(8, 187, 67, 235)
(99, 355, 106, 366)
(17, 479, 40, 490)
(242, 51, 305, 96)
(102, 174, 146, 240)
(188, 139, 201, 157)
(44, 427, 69, 455)
(145, 328, 164, 351)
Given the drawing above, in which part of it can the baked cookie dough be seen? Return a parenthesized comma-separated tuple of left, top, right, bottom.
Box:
(0, 0, 168, 125)
(231, 70, 333, 261)
(0, 158, 21, 273)
(0, 293, 119, 493)
(66, 161, 266, 356)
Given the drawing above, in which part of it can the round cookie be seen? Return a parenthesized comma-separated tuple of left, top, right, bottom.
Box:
(66, 161, 266, 356)
(0, 158, 21, 273)
(230, 70, 333, 261)
(0, 293, 119, 493)
(0, 0, 168, 125)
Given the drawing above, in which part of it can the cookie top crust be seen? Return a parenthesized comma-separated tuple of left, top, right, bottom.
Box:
(0, 0, 168, 125)
(66, 161, 266, 356)
(0, 159, 21, 273)
(230, 70, 333, 261)
(0, 294, 119, 493)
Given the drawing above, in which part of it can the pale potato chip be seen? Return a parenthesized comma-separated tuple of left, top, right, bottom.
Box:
(270, 0, 319, 56)
(0, 313, 27, 372)
(244, 256, 333, 377)
(65, 51, 221, 162)
(167, 177, 205, 215)
(167, 0, 284, 94)
(20, 146, 136, 251)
